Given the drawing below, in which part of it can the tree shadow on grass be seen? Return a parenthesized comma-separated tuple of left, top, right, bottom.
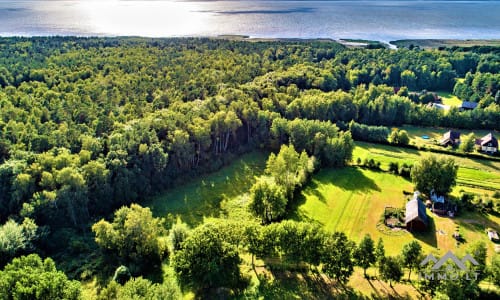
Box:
(456, 211, 500, 233)
(258, 268, 366, 300)
(254, 267, 414, 300)
(286, 167, 380, 224)
(366, 278, 414, 300)
(327, 167, 381, 193)
(411, 215, 437, 248)
(302, 179, 327, 203)
(369, 278, 414, 300)
(472, 157, 500, 172)
(300, 167, 382, 196)
(286, 193, 324, 226)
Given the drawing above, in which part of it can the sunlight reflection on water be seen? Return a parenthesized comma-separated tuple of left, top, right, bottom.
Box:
(0, 1, 499, 41)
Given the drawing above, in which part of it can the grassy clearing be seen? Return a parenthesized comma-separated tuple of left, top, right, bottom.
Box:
(292, 167, 415, 254)
(436, 91, 462, 107)
(398, 124, 497, 150)
(353, 141, 500, 192)
(294, 166, 500, 258)
(144, 151, 268, 226)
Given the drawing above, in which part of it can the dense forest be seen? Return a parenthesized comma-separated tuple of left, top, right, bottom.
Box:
(0, 37, 499, 299)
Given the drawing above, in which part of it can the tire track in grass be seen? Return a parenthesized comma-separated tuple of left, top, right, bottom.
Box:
(332, 191, 354, 232)
(342, 187, 366, 236)
(349, 193, 370, 238)
(339, 193, 356, 233)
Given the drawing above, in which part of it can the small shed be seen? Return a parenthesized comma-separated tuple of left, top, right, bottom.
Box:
(405, 192, 429, 231)
(431, 192, 447, 215)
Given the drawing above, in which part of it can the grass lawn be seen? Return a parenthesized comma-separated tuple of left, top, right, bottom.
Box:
(292, 167, 417, 254)
(436, 91, 462, 107)
(293, 166, 500, 258)
(353, 141, 500, 192)
(144, 151, 268, 226)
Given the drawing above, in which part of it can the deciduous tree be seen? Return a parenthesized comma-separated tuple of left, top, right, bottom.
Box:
(411, 155, 458, 196)
(172, 223, 243, 291)
(249, 176, 287, 224)
(354, 234, 376, 277)
(321, 232, 355, 285)
(401, 240, 422, 280)
(459, 132, 475, 153)
(0, 254, 81, 299)
(92, 204, 165, 265)
(0, 218, 38, 265)
(379, 256, 403, 287)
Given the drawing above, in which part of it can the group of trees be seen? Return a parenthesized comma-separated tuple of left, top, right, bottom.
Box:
(98, 277, 181, 300)
(92, 204, 166, 271)
(270, 118, 354, 167)
(0, 218, 39, 266)
(453, 71, 499, 105)
(249, 144, 315, 223)
(244, 223, 406, 288)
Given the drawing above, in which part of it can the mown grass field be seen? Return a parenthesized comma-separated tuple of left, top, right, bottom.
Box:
(292, 167, 416, 254)
(147, 149, 499, 298)
(293, 167, 499, 255)
(354, 141, 500, 193)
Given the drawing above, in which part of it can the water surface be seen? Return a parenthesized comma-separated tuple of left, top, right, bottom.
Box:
(0, 1, 499, 41)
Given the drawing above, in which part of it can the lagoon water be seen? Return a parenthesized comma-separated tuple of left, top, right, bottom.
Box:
(0, 1, 499, 42)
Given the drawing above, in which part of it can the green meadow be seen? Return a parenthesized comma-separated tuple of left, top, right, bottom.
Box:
(291, 167, 415, 254)
(147, 145, 500, 256)
(294, 166, 499, 254)
(353, 141, 500, 192)
(144, 151, 268, 225)
(437, 90, 462, 107)
(145, 147, 499, 298)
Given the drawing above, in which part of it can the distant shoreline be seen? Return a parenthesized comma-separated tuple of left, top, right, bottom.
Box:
(389, 39, 500, 48)
(215, 35, 500, 49)
(1, 35, 499, 50)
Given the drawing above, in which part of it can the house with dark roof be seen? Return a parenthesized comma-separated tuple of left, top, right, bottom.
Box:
(440, 130, 461, 147)
(405, 192, 429, 232)
(459, 101, 478, 111)
(475, 133, 498, 154)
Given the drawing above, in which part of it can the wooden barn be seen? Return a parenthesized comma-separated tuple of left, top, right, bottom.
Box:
(405, 193, 429, 231)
